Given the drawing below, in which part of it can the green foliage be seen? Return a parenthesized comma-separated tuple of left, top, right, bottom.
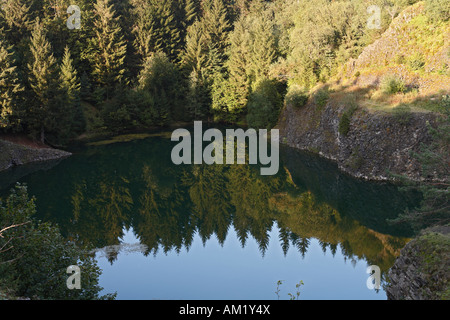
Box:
(246, 78, 284, 129)
(89, 0, 127, 99)
(101, 88, 158, 132)
(26, 18, 72, 144)
(211, 0, 279, 122)
(131, 0, 183, 62)
(408, 53, 426, 71)
(380, 75, 407, 94)
(0, 33, 23, 130)
(60, 46, 86, 136)
(0, 184, 115, 300)
(0, 0, 447, 143)
(313, 88, 330, 108)
(186, 70, 211, 120)
(137, 52, 186, 123)
(285, 86, 309, 108)
(339, 104, 358, 136)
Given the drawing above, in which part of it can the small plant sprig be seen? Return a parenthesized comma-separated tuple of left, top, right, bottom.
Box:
(287, 281, 304, 300)
(275, 280, 304, 300)
(275, 280, 284, 300)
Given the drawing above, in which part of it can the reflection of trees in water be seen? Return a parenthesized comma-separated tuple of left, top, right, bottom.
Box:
(67, 160, 409, 274)
(8, 139, 413, 272)
(68, 175, 133, 255)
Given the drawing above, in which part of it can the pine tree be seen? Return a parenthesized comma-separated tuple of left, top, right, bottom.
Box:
(90, 0, 127, 100)
(60, 46, 80, 99)
(0, 33, 24, 129)
(131, 0, 155, 61)
(247, 6, 278, 86)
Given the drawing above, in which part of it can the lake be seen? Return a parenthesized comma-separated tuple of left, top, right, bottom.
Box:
(0, 128, 419, 300)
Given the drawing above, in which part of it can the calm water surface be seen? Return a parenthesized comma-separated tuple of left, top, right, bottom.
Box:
(0, 129, 418, 300)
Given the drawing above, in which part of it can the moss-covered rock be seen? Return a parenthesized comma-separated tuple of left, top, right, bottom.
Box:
(385, 226, 450, 300)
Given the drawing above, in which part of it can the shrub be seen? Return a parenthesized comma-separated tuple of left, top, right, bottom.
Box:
(285, 86, 309, 108)
(338, 104, 358, 136)
(313, 88, 330, 108)
(0, 184, 115, 300)
(425, 0, 450, 22)
(395, 54, 406, 65)
(380, 75, 406, 94)
(246, 79, 284, 129)
(408, 53, 426, 71)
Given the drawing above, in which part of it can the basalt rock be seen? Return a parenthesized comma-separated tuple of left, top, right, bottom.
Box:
(277, 101, 441, 182)
(385, 226, 450, 300)
(0, 140, 71, 173)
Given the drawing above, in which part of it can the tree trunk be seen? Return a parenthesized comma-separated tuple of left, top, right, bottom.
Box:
(40, 126, 45, 145)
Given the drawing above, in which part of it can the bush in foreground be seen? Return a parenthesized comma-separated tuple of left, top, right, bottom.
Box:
(0, 184, 115, 300)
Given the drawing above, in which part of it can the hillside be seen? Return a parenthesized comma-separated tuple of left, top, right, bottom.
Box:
(277, 1, 449, 182)
(340, 1, 449, 113)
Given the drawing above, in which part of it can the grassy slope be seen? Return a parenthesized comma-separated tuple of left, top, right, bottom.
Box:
(318, 2, 449, 115)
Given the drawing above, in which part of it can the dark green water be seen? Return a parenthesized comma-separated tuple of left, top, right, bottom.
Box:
(0, 129, 419, 299)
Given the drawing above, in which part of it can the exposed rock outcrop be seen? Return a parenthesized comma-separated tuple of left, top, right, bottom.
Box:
(277, 101, 440, 181)
(0, 140, 71, 172)
(385, 226, 450, 300)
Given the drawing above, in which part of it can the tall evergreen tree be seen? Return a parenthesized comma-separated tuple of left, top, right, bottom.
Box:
(182, 20, 209, 79)
(0, 33, 24, 129)
(210, 0, 279, 120)
(90, 0, 127, 100)
(131, 0, 182, 64)
(60, 46, 85, 135)
(201, 0, 231, 69)
(26, 18, 66, 144)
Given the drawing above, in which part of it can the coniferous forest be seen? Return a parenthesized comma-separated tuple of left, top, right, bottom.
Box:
(2, 0, 446, 146)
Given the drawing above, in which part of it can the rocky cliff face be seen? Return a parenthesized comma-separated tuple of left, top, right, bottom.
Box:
(277, 101, 440, 181)
(0, 140, 71, 172)
(385, 226, 450, 300)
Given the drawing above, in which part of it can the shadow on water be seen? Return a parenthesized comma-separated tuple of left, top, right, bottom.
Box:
(0, 130, 420, 275)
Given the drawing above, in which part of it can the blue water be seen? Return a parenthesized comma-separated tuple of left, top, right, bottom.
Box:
(96, 226, 386, 300)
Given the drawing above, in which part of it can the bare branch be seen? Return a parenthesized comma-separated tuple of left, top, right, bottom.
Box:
(0, 221, 31, 238)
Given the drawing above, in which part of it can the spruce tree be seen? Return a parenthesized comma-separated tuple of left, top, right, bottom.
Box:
(0, 33, 24, 129)
(60, 46, 85, 135)
(90, 0, 127, 100)
(131, 0, 183, 64)
(201, 0, 231, 69)
(182, 20, 209, 80)
(27, 18, 65, 144)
